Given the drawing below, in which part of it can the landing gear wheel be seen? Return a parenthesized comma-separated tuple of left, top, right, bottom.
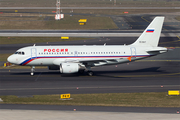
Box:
(31, 72, 34, 76)
(30, 66, 35, 76)
(88, 71, 93, 76)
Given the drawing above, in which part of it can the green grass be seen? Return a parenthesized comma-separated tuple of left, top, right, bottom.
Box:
(175, 16, 180, 21)
(0, 92, 180, 107)
(0, 37, 92, 45)
(0, 15, 118, 30)
(0, 54, 11, 62)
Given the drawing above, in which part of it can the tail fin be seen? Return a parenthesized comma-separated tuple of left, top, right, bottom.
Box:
(131, 16, 164, 47)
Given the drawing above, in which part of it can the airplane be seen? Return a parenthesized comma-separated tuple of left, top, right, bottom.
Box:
(7, 16, 167, 76)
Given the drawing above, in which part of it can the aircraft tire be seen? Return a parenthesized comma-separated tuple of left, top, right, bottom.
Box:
(30, 72, 34, 76)
(88, 71, 93, 76)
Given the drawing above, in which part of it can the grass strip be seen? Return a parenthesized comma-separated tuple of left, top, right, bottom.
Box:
(175, 16, 180, 21)
(0, 92, 180, 107)
(0, 37, 92, 45)
(0, 15, 117, 30)
(0, 54, 12, 62)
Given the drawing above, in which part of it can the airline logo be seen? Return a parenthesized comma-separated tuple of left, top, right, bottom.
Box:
(44, 48, 68, 52)
(146, 29, 154, 33)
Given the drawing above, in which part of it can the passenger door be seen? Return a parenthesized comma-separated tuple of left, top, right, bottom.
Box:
(130, 47, 136, 58)
(31, 48, 37, 59)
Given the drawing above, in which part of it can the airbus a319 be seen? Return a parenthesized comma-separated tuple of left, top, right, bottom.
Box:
(7, 17, 167, 76)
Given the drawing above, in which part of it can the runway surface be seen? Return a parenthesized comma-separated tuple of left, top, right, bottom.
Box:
(1, 109, 179, 120)
(0, 37, 179, 96)
(0, 104, 179, 113)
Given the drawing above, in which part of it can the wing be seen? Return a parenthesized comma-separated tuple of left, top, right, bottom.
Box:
(53, 57, 130, 67)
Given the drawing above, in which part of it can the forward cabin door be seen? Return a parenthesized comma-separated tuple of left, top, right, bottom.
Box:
(31, 48, 37, 59)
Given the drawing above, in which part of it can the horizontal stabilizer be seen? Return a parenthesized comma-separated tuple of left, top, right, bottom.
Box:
(146, 47, 167, 52)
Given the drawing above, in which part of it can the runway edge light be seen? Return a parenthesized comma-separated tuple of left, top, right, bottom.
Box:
(168, 90, 179, 96)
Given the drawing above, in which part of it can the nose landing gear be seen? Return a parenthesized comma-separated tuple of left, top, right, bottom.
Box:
(30, 66, 35, 76)
(86, 66, 93, 76)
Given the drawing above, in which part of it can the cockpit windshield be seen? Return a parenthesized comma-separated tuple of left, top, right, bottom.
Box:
(14, 51, 25, 55)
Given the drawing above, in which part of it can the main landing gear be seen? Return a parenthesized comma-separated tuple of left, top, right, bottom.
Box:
(30, 66, 35, 76)
(86, 66, 93, 76)
(87, 71, 93, 76)
(78, 69, 93, 76)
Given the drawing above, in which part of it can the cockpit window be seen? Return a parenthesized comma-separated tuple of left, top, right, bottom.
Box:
(14, 51, 25, 55)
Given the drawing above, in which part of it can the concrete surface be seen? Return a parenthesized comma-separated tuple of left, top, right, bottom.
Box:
(0, 109, 179, 120)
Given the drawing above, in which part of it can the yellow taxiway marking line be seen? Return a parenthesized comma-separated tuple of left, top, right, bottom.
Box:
(141, 16, 150, 23)
(165, 47, 180, 48)
(159, 39, 180, 44)
(141, 16, 168, 30)
(177, 35, 180, 40)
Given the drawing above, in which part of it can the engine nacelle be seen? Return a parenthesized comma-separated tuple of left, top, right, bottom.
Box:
(60, 63, 80, 73)
(48, 65, 59, 70)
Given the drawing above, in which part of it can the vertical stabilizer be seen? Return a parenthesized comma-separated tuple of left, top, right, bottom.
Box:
(131, 17, 164, 47)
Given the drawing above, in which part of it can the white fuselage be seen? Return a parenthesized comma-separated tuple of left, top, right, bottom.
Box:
(7, 45, 160, 67)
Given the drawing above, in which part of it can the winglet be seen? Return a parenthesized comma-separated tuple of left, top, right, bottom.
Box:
(127, 57, 132, 61)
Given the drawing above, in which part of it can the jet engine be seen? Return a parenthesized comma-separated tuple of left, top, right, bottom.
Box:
(60, 63, 80, 73)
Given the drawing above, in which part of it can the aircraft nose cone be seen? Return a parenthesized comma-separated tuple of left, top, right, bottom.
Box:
(7, 55, 14, 64)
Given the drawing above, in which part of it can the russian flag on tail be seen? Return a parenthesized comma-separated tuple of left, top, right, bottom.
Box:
(146, 29, 154, 33)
